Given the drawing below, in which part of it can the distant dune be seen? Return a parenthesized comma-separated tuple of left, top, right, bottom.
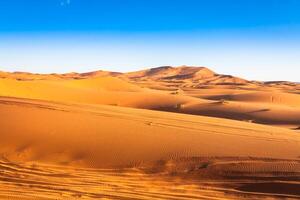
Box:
(1, 66, 300, 128)
(0, 66, 300, 199)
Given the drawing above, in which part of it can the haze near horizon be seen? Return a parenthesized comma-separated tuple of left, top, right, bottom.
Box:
(0, 0, 300, 81)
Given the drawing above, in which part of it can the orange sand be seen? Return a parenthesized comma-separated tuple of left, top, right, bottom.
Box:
(0, 66, 300, 199)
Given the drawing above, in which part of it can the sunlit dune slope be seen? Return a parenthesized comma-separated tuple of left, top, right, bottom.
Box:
(122, 66, 250, 87)
(123, 66, 216, 80)
(1, 96, 300, 169)
(0, 76, 196, 109)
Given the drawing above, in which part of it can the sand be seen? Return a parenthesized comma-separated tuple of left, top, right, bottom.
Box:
(1, 66, 300, 128)
(0, 66, 300, 199)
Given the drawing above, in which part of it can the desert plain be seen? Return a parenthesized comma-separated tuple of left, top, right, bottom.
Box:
(0, 66, 300, 199)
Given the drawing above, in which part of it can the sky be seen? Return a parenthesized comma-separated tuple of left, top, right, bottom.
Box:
(0, 0, 300, 81)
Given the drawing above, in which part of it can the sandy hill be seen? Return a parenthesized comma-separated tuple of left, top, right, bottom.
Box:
(1, 96, 300, 199)
(1, 66, 300, 199)
(122, 66, 250, 87)
(0, 70, 120, 81)
(124, 66, 215, 80)
(1, 66, 300, 129)
(2, 96, 299, 168)
(1, 66, 250, 85)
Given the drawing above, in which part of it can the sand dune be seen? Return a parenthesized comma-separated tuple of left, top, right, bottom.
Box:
(1, 96, 300, 199)
(1, 66, 300, 199)
(1, 66, 300, 128)
(2, 96, 300, 167)
(196, 90, 300, 107)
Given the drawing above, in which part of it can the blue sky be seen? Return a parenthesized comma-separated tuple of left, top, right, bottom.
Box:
(0, 0, 300, 81)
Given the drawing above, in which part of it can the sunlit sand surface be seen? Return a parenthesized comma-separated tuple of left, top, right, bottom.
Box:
(0, 66, 300, 199)
(2, 159, 300, 200)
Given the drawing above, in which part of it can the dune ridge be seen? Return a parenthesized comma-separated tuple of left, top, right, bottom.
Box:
(1, 66, 300, 128)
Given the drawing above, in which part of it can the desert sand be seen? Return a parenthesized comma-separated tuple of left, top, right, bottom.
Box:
(0, 66, 300, 199)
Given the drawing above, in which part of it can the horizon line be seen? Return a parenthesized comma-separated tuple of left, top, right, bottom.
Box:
(1, 65, 298, 83)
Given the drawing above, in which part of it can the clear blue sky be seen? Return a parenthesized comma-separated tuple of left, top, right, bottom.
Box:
(0, 0, 300, 81)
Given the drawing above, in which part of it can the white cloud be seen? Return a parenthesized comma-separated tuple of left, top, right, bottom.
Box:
(60, 0, 71, 6)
